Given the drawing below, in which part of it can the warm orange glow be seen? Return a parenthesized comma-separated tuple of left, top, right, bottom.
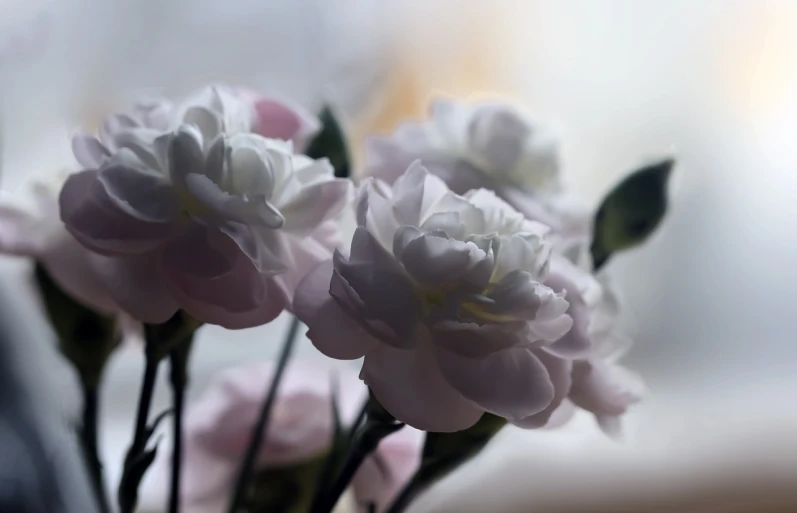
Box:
(349, 3, 523, 168)
(720, 3, 797, 121)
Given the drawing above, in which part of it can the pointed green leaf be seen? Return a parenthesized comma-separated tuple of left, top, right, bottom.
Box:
(304, 106, 350, 178)
(590, 158, 674, 270)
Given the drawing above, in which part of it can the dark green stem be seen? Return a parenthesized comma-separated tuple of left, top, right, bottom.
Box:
(227, 316, 301, 513)
(311, 397, 404, 513)
(79, 383, 111, 513)
(118, 351, 160, 513)
(168, 338, 192, 513)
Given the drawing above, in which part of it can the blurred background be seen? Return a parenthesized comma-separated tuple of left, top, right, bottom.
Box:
(2, 0, 797, 511)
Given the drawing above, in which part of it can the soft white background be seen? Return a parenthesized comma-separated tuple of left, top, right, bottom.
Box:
(2, 0, 797, 511)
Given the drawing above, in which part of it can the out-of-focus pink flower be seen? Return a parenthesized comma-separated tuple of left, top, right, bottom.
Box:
(363, 98, 591, 248)
(0, 175, 118, 314)
(295, 163, 578, 433)
(171, 361, 422, 513)
(62, 86, 351, 329)
(236, 90, 321, 151)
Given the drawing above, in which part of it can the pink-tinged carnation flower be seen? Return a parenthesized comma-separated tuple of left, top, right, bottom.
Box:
(295, 163, 579, 433)
(61, 88, 352, 329)
(167, 361, 422, 513)
(363, 98, 591, 247)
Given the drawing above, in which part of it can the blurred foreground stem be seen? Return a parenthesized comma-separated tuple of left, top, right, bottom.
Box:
(117, 350, 160, 513)
(168, 336, 193, 513)
(119, 312, 200, 513)
(311, 394, 404, 513)
(227, 316, 301, 513)
(79, 383, 110, 513)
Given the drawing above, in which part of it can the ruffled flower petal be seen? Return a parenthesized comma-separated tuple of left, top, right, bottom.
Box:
(362, 341, 483, 433)
(60, 170, 177, 255)
(435, 344, 555, 421)
(293, 260, 379, 359)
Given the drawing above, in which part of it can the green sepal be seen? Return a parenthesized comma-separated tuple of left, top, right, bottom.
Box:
(34, 262, 119, 389)
(305, 106, 351, 178)
(590, 158, 674, 270)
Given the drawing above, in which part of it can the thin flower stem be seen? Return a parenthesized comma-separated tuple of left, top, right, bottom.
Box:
(168, 339, 190, 513)
(312, 407, 404, 513)
(79, 383, 111, 513)
(227, 316, 301, 513)
(348, 398, 368, 443)
(118, 354, 160, 513)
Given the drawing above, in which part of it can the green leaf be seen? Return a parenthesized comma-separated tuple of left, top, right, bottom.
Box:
(34, 262, 119, 388)
(590, 158, 674, 270)
(304, 106, 350, 178)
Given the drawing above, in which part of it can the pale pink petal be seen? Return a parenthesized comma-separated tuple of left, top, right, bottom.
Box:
(363, 137, 414, 185)
(543, 399, 577, 429)
(161, 228, 287, 328)
(431, 320, 526, 358)
(97, 155, 180, 222)
(60, 170, 176, 255)
(180, 436, 235, 513)
(435, 344, 555, 421)
(527, 315, 575, 343)
(252, 98, 320, 151)
(398, 233, 476, 288)
(161, 227, 266, 312)
(510, 348, 572, 429)
(390, 161, 428, 227)
(279, 179, 352, 235)
(569, 361, 643, 420)
(39, 234, 120, 314)
(274, 228, 336, 301)
(427, 159, 495, 197)
(0, 204, 46, 256)
(72, 134, 110, 169)
(335, 228, 423, 346)
(178, 289, 286, 330)
(361, 341, 483, 432)
(293, 260, 379, 359)
(360, 179, 400, 250)
(217, 221, 287, 274)
(88, 252, 179, 323)
(353, 426, 423, 511)
(467, 105, 530, 173)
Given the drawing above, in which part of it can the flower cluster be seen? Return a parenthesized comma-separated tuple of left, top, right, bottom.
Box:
(61, 86, 351, 328)
(364, 99, 592, 248)
(297, 99, 642, 433)
(0, 88, 665, 513)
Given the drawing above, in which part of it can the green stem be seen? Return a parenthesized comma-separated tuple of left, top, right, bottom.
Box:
(227, 316, 301, 513)
(168, 338, 192, 513)
(311, 397, 404, 513)
(118, 353, 160, 513)
(79, 383, 111, 513)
